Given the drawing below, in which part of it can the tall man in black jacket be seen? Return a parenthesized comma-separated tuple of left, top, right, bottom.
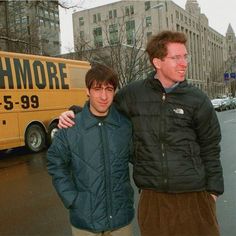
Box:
(58, 31, 224, 236)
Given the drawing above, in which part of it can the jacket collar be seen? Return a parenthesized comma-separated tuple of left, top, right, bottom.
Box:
(76, 102, 121, 130)
(146, 71, 187, 92)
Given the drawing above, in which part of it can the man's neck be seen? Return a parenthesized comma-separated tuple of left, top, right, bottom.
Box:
(154, 74, 177, 88)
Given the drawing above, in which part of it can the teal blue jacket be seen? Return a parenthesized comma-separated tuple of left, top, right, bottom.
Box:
(47, 103, 134, 233)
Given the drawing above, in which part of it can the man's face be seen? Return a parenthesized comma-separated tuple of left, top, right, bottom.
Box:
(154, 43, 189, 88)
(87, 81, 115, 116)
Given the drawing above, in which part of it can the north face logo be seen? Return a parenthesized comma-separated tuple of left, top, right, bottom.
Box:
(173, 108, 184, 114)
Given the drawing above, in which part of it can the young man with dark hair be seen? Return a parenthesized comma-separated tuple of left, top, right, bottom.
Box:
(47, 64, 134, 236)
(58, 31, 224, 236)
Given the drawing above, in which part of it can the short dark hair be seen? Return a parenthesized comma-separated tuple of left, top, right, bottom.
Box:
(146, 31, 187, 66)
(85, 64, 118, 90)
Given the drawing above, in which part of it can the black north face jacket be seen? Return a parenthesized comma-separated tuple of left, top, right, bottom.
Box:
(114, 73, 224, 196)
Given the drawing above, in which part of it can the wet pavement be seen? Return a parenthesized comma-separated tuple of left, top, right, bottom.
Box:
(0, 148, 140, 236)
(0, 110, 236, 236)
(0, 148, 71, 236)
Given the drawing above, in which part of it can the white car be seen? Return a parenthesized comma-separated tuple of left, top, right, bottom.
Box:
(211, 99, 224, 111)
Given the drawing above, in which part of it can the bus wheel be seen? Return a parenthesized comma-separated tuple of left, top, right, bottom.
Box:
(47, 122, 59, 145)
(25, 124, 46, 152)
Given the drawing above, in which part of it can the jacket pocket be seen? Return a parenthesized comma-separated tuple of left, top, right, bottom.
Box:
(71, 191, 92, 214)
(189, 142, 203, 175)
(70, 191, 93, 229)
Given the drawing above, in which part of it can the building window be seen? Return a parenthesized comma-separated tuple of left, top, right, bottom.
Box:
(108, 10, 117, 19)
(53, 41, 60, 46)
(125, 6, 129, 16)
(146, 16, 152, 27)
(55, 22, 59, 29)
(38, 7, 44, 16)
(126, 20, 135, 45)
(15, 17, 21, 24)
(113, 9, 117, 18)
(109, 24, 118, 45)
(98, 13, 101, 22)
(125, 5, 134, 16)
(176, 24, 180, 31)
(50, 11, 54, 19)
(80, 31, 84, 40)
(55, 12, 59, 19)
(21, 16, 27, 24)
(185, 16, 187, 24)
(130, 5, 134, 14)
(145, 1, 150, 11)
(42, 39, 49, 44)
(93, 27, 103, 47)
(93, 13, 101, 22)
(45, 10, 49, 18)
(93, 14, 97, 23)
(50, 21, 54, 28)
(109, 10, 112, 19)
(79, 17, 84, 26)
(40, 18, 44, 26)
(147, 31, 152, 41)
(176, 10, 179, 19)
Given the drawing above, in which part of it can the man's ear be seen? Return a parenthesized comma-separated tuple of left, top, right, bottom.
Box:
(153, 58, 161, 69)
(86, 88, 90, 97)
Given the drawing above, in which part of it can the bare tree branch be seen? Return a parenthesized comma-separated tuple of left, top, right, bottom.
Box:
(74, 12, 151, 88)
(0, 36, 39, 48)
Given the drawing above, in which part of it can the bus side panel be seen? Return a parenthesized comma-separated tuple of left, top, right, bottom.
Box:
(0, 50, 90, 151)
(0, 89, 87, 150)
(0, 113, 22, 150)
(17, 89, 88, 140)
(37, 89, 88, 112)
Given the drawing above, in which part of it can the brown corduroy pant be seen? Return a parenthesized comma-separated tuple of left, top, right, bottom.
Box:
(138, 190, 220, 236)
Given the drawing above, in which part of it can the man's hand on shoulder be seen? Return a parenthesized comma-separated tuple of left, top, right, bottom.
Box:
(58, 110, 75, 129)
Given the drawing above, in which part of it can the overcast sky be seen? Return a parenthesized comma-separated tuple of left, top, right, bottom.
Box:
(59, 0, 236, 53)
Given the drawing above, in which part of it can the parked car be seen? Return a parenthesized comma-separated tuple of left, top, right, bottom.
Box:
(231, 97, 236, 109)
(211, 98, 224, 111)
(211, 97, 236, 111)
(221, 97, 232, 110)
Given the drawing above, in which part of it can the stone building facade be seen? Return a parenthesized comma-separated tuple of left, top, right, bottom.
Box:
(0, 0, 60, 56)
(225, 24, 236, 96)
(72, 0, 236, 97)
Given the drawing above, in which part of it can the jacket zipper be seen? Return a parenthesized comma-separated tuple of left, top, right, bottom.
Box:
(99, 121, 113, 227)
(161, 93, 168, 189)
(162, 93, 166, 101)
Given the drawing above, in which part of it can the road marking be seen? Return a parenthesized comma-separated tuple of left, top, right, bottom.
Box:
(224, 119, 236, 123)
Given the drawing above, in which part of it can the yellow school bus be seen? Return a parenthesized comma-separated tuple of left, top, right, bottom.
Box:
(0, 51, 90, 152)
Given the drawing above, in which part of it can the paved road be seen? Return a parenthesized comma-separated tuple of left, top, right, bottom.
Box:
(0, 110, 235, 236)
(0, 149, 71, 236)
(216, 110, 236, 236)
(0, 148, 140, 236)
